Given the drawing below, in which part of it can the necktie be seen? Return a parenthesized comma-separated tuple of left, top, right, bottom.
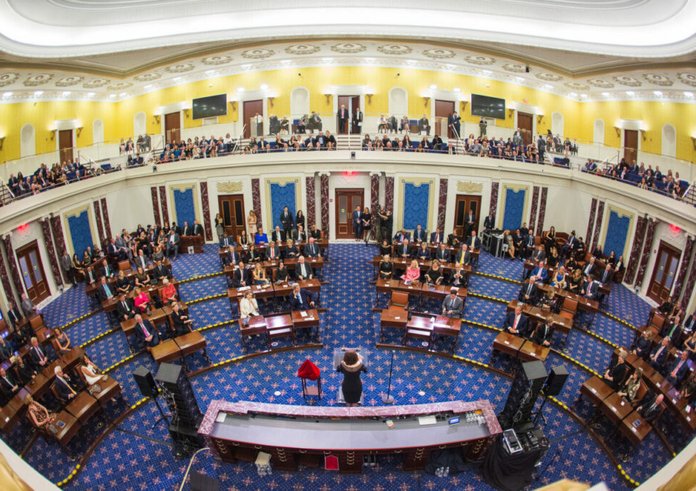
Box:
(105, 284, 113, 297)
(140, 323, 149, 337)
(656, 346, 664, 359)
(36, 346, 45, 362)
(122, 301, 127, 311)
(61, 377, 76, 395)
(4, 377, 16, 391)
(270, 248, 275, 258)
(514, 316, 519, 329)
(527, 284, 533, 296)
(459, 253, 464, 265)
(672, 361, 684, 377)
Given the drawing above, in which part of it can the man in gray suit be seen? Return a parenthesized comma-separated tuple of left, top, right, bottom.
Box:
(60, 252, 76, 285)
(20, 293, 34, 317)
(441, 289, 464, 318)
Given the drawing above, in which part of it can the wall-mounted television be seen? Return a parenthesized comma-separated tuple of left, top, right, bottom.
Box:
(471, 94, 506, 120)
(192, 94, 227, 120)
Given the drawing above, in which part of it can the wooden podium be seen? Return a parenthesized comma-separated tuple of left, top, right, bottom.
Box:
(179, 235, 204, 254)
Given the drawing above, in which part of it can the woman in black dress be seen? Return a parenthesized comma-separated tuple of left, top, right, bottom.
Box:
(295, 210, 306, 232)
(338, 351, 366, 406)
(361, 207, 372, 243)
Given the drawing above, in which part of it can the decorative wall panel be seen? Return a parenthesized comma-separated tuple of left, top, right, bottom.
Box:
(370, 174, 380, 213)
(100, 197, 111, 238)
(151, 186, 161, 227)
(585, 198, 597, 244)
(680, 241, 696, 310)
(93, 200, 104, 243)
(0, 245, 16, 305)
(320, 174, 329, 235)
(384, 176, 395, 212)
(591, 200, 605, 251)
(625, 215, 646, 285)
(635, 218, 658, 287)
(488, 181, 499, 223)
(50, 215, 66, 257)
(159, 186, 169, 225)
(437, 178, 448, 232)
(673, 235, 694, 304)
(602, 207, 633, 260)
(501, 185, 527, 231)
(305, 176, 316, 230)
(251, 178, 263, 231)
(266, 178, 300, 230)
(529, 186, 539, 232)
(2, 235, 23, 300)
(40, 218, 62, 286)
(200, 182, 213, 241)
(536, 187, 548, 236)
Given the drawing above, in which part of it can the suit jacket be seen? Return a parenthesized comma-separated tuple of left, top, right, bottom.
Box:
(219, 236, 235, 248)
(290, 289, 314, 311)
(483, 216, 494, 230)
(99, 283, 115, 301)
(280, 212, 294, 230)
(413, 229, 428, 243)
(224, 251, 241, 266)
(193, 224, 204, 236)
(266, 245, 281, 261)
(232, 268, 252, 287)
(393, 232, 410, 243)
(518, 282, 539, 304)
(304, 243, 321, 258)
(584, 280, 600, 299)
(455, 250, 471, 265)
(583, 263, 596, 277)
(171, 311, 189, 336)
(466, 236, 481, 250)
(531, 249, 546, 262)
(6, 307, 22, 327)
(650, 344, 669, 367)
(271, 230, 286, 243)
(430, 231, 444, 244)
(441, 295, 464, 318)
(29, 345, 49, 368)
(352, 211, 362, 226)
(668, 358, 690, 383)
(396, 244, 411, 257)
(134, 319, 157, 343)
(531, 324, 553, 345)
(434, 248, 451, 262)
(415, 247, 431, 260)
(182, 225, 191, 236)
(54, 375, 77, 401)
(600, 269, 613, 284)
(153, 265, 170, 280)
(21, 299, 34, 316)
(531, 267, 549, 282)
(116, 298, 136, 319)
(84, 269, 98, 285)
(134, 255, 148, 270)
(504, 312, 529, 336)
(296, 262, 313, 279)
(337, 108, 349, 121)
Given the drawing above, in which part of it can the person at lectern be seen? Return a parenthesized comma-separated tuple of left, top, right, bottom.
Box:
(338, 350, 366, 407)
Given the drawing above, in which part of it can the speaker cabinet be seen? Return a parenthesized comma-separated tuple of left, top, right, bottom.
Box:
(545, 365, 569, 396)
(498, 361, 547, 429)
(133, 365, 157, 397)
(155, 363, 203, 429)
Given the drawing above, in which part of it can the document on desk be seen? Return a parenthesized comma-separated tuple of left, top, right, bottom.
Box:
(418, 416, 437, 426)
(300, 311, 307, 318)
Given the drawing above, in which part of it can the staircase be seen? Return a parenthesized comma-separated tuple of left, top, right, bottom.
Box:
(682, 182, 696, 206)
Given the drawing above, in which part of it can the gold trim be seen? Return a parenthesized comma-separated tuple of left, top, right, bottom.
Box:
(397, 177, 436, 232)
(168, 183, 201, 226)
(456, 181, 483, 194)
(217, 181, 243, 193)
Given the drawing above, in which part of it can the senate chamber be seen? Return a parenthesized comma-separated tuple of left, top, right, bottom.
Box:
(0, 2, 695, 490)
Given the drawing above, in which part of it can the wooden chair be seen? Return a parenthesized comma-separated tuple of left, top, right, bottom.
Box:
(559, 298, 578, 321)
(29, 315, 45, 332)
(50, 384, 101, 425)
(389, 292, 409, 310)
(118, 260, 132, 272)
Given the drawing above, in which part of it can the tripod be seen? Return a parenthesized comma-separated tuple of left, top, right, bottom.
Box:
(381, 350, 396, 404)
(152, 391, 170, 429)
(532, 391, 550, 427)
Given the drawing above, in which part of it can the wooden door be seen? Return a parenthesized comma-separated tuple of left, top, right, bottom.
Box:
(16, 241, 50, 303)
(518, 112, 534, 146)
(58, 129, 73, 163)
(336, 95, 353, 135)
(624, 129, 638, 164)
(164, 112, 181, 145)
(647, 241, 681, 303)
(435, 100, 455, 138)
(350, 96, 361, 134)
(243, 100, 264, 138)
(453, 195, 482, 238)
(335, 189, 364, 239)
(218, 195, 246, 239)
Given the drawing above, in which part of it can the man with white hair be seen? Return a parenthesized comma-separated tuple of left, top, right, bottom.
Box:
(53, 365, 78, 401)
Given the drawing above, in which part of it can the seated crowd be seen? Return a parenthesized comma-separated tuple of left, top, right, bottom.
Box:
(6, 160, 96, 198)
(583, 158, 689, 202)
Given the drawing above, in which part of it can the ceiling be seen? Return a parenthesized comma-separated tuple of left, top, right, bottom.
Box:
(0, 0, 694, 103)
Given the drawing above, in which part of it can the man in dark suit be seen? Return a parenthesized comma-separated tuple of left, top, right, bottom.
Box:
(152, 260, 170, 282)
(98, 277, 115, 302)
(116, 294, 136, 321)
(433, 243, 451, 263)
(193, 220, 204, 236)
(170, 302, 192, 336)
(393, 229, 409, 243)
(6, 302, 23, 330)
(448, 112, 461, 137)
(296, 256, 313, 280)
(28, 337, 51, 370)
(0, 367, 20, 404)
(583, 275, 600, 300)
(649, 337, 670, 371)
(219, 234, 234, 248)
(10, 356, 35, 385)
(266, 241, 282, 262)
(504, 305, 529, 337)
(271, 226, 286, 243)
(352, 107, 363, 134)
(232, 262, 251, 288)
(454, 244, 471, 266)
(395, 239, 411, 258)
(531, 320, 553, 347)
(133, 314, 159, 348)
(599, 264, 613, 284)
(280, 207, 294, 235)
(633, 330, 653, 359)
(84, 265, 98, 285)
(683, 311, 696, 336)
(290, 284, 316, 310)
(441, 289, 464, 318)
(418, 114, 430, 135)
(483, 214, 494, 231)
(134, 250, 149, 270)
(583, 257, 597, 278)
(466, 230, 481, 251)
(412, 225, 427, 243)
(224, 246, 241, 267)
(166, 230, 180, 258)
(304, 238, 321, 258)
(337, 104, 349, 134)
(53, 366, 78, 401)
(430, 228, 444, 245)
(465, 210, 476, 237)
(0, 338, 12, 361)
(666, 351, 690, 386)
(604, 349, 628, 390)
(181, 221, 191, 236)
(61, 252, 76, 285)
(561, 231, 578, 257)
(99, 259, 115, 279)
(661, 320, 682, 345)
(636, 393, 664, 423)
(518, 277, 539, 305)
(352, 206, 362, 240)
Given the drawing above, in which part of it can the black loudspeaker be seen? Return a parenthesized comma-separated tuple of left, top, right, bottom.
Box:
(133, 365, 157, 397)
(498, 361, 548, 429)
(544, 365, 569, 396)
(156, 363, 203, 433)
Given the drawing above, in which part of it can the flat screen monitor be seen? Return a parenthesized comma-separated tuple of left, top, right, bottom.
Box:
(192, 94, 227, 120)
(471, 94, 506, 120)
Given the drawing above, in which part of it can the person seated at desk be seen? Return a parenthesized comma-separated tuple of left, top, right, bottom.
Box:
(583, 275, 600, 300)
(253, 263, 270, 285)
(239, 291, 260, 326)
(450, 265, 467, 289)
(133, 266, 151, 289)
(295, 256, 314, 281)
(338, 350, 366, 407)
(528, 260, 549, 284)
(152, 260, 170, 283)
(285, 239, 300, 259)
(275, 260, 289, 283)
(271, 226, 285, 244)
(636, 392, 664, 423)
(53, 365, 78, 402)
(152, 244, 165, 263)
(401, 259, 421, 284)
(231, 261, 252, 288)
(432, 242, 451, 263)
(683, 331, 696, 360)
(0, 366, 20, 403)
(379, 239, 392, 257)
(454, 244, 471, 267)
(442, 288, 463, 318)
(0, 337, 12, 362)
(430, 228, 444, 245)
(546, 245, 560, 269)
(224, 246, 241, 267)
(466, 230, 481, 251)
(618, 368, 643, 404)
(170, 302, 192, 336)
(290, 284, 316, 310)
(134, 314, 159, 348)
(28, 337, 51, 370)
(393, 229, 410, 243)
(115, 270, 133, 295)
(25, 395, 58, 432)
(599, 264, 614, 285)
(133, 249, 149, 271)
(666, 351, 690, 387)
(79, 354, 108, 388)
(551, 266, 567, 289)
(379, 255, 393, 279)
(98, 276, 115, 302)
(415, 242, 430, 260)
(219, 233, 235, 249)
(425, 260, 444, 285)
(53, 328, 72, 354)
(133, 287, 153, 314)
(680, 375, 696, 405)
(447, 232, 462, 249)
(530, 318, 553, 347)
(567, 268, 583, 294)
(254, 227, 269, 245)
(244, 243, 263, 263)
(292, 224, 307, 244)
(395, 239, 411, 258)
(264, 240, 280, 262)
(604, 349, 629, 390)
(10, 355, 36, 385)
(412, 224, 427, 243)
(160, 278, 178, 305)
(304, 237, 321, 258)
(583, 256, 597, 278)
(649, 337, 670, 371)
(529, 244, 546, 266)
(661, 317, 682, 345)
(235, 231, 248, 249)
(632, 330, 653, 359)
(100, 259, 115, 280)
(504, 305, 529, 336)
(116, 294, 136, 321)
(6, 301, 24, 331)
(309, 224, 322, 240)
(518, 277, 539, 304)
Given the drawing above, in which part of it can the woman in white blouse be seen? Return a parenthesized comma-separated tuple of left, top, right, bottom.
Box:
(239, 291, 259, 325)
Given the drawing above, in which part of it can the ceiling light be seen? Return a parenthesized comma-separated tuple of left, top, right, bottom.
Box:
(685, 91, 694, 98)
(34, 91, 43, 97)
(481, 69, 492, 76)
(453, 87, 461, 93)
(653, 91, 662, 97)
(144, 84, 153, 90)
(626, 91, 634, 96)
(406, 59, 416, 65)
(119, 92, 126, 97)
(568, 92, 577, 98)
(543, 84, 553, 90)
(87, 92, 95, 97)
(601, 92, 610, 97)
(515, 77, 525, 83)
(445, 64, 455, 70)
(173, 77, 182, 81)
(62, 91, 70, 97)
(365, 58, 375, 64)
(429, 84, 437, 90)
(322, 57, 333, 63)
(241, 64, 251, 71)
(237, 87, 245, 93)
(109, 93, 116, 98)
(281, 59, 291, 65)
(2, 91, 12, 97)
(260, 84, 269, 91)
(205, 69, 217, 76)
(580, 93, 588, 98)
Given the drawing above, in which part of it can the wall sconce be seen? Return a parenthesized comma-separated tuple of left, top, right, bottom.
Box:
(153, 115, 161, 124)
(183, 109, 190, 118)
(0, 136, 4, 150)
(323, 93, 332, 104)
(639, 129, 647, 140)
(691, 136, 696, 149)
(536, 115, 544, 124)
(365, 93, 373, 104)
(507, 108, 515, 117)
(614, 126, 621, 137)
(50, 129, 57, 140)
(422, 96, 430, 106)
(229, 101, 237, 111)
(76, 127, 83, 137)
(268, 96, 275, 108)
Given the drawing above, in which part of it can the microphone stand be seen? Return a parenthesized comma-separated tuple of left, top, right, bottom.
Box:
(382, 350, 396, 404)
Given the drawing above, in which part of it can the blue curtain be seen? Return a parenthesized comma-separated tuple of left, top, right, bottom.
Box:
(270, 182, 296, 229)
(604, 211, 630, 257)
(67, 210, 93, 255)
(503, 188, 525, 231)
(174, 188, 195, 226)
(403, 183, 430, 230)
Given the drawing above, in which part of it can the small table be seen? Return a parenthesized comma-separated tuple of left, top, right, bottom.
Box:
(431, 315, 462, 352)
(266, 314, 294, 349)
(379, 306, 408, 342)
(151, 339, 181, 364)
(291, 309, 320, 342)
(619, 411, 651, 446)
(239, 316, 268, 350)
(600, 392, 634, 425)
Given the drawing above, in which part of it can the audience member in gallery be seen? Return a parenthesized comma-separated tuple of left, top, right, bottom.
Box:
(290, 284, 316, 311)
(338, 350, 366, 407)
(618, 368, 643, 404)
(79, 354, 108, 387)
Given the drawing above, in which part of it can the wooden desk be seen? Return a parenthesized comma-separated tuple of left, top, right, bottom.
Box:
(151, 339, 181, 364)
(52, 410, 82, 448)
(179, 235, 204, 254)
(0, 397, 25, 433)
(507, 300, 572, 334)
(239, 316, 267, 350)
(291, 310, 320, 341)
(492, 332, 550, 363)
(375, 278, 467, 310)
(600, 392, 634, 425)
(265, 314, 294, 349)
(65, 391, 100, 423)
(379, 306, 408, 341)
(174, 331, 209, 367)
(432, 315, 462, 351)
(619, 411, 651, 446)
(580, 376, 614, 407)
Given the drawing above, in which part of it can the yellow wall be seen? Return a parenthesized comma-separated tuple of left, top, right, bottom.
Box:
(1, 65, 695, 164)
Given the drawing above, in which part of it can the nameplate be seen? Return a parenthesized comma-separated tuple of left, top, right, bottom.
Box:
(395, 317, 401, 320)
(300, 311, 307, 318)
(590, 388, 597, 394)
(504, 341, 510, 345)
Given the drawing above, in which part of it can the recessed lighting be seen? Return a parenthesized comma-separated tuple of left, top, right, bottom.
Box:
(653, 90, 662, 97)
(281, 59, 291, 65)
(87, 92, 95, 97)
(322, 57, 333, 63)
(543, 84, 553, 90)
(33, 91, 43, 97)
(109, 94, 116, 98)
(144, 84, 153, 90)
(2, 91, 12, 97)
(481, 69, 492, 75)
(119, 92, 126, 97)
(242, 64, 252, 71)
(515, 77, 525, 83)
(237, 87, 245, 93)
(406, 59, 416, 65)
(445, 64, 455, 70)
(685, 91, 694, 98)
(62, 91, 71, 97)
(205, 69, 217, 76)
(173, 77, 182, 81)
(626, 91, 634, 96)
(364, 58, 375, 64)
(580, 93, 588, 98)
(602, 92, 610, 97)
(453, 87, 461, 93)
(260, 84, 268, 91)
